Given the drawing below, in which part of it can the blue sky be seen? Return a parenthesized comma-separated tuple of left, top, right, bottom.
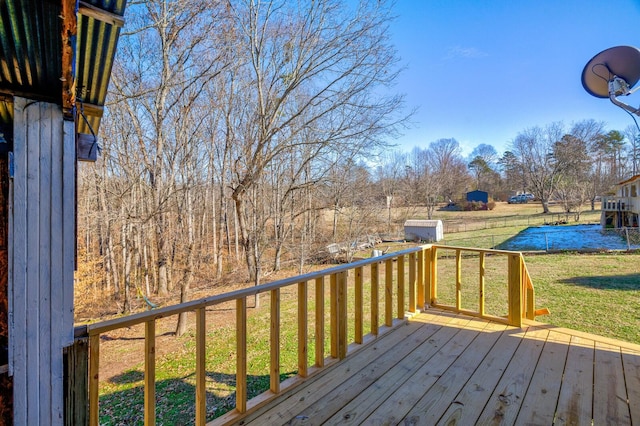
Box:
(389, 0, 640, 157)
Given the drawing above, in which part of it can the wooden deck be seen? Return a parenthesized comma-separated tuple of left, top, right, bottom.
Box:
(229, 308, 640, 425)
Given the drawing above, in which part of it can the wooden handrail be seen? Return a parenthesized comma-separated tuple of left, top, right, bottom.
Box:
(75, 244, 545, 426)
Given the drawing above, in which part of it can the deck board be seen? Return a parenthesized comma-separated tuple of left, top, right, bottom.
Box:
(222, 309, 640, 426)
(515, 330, 571, 425)
(399, 321, 508, 424)
(359, 317, 485, 424)
(622, 347, 640, 425)
(593, 341, 630, 425)
(555, 336, 595, 425)
(475, 326, 549, 425)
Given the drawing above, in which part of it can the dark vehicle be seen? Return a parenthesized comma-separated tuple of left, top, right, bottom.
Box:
(508, 194, 528, 204)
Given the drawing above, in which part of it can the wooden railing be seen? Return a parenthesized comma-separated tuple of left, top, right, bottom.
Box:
(602, 196, 631, 211)
(68, 244, 545, 426)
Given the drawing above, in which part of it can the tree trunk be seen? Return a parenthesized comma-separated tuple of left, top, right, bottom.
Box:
(176, 189, 195, 337)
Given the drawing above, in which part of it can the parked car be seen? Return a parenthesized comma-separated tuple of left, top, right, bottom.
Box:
(508, 194, 528, 204)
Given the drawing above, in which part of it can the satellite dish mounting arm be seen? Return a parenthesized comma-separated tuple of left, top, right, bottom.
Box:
(608, 76, 640, 116)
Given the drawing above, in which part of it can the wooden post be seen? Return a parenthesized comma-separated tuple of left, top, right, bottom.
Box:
(337, 271, 348, 359)
(508, 254, 523, 327)
(330, 274, 338, 358)
(236, 298, 247, 413)
(371, 262, 379, 335)
(314, 277, 324, 367)
(88, 335, 100, 426)
(64, 338, 88, 426)
(195, 309, 206, 426)
(271, 289, 281, 389)
(11, 99, 76, 425)
(145, 321, 156, 426)
(385, 259, 393, 327)
(479, 252, 486, 317)
(297, 283, 307, 378)
(397, 255, 405, 319)
(431, 247, 438, 305)
(354, 267, 363, 344)
(455, 250, 462, 311)
(408, 252, 416, 313)
(417, 249, 425, 309)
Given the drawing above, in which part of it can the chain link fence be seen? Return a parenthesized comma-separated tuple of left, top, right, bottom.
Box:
(443, 225, 640, 252)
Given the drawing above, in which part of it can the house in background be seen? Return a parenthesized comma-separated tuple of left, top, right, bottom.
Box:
(601, 174, 640, 228)
(466, 189, 488, 204)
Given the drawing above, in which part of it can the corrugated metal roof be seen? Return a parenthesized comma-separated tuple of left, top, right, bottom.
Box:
(0, 0, 126, 138)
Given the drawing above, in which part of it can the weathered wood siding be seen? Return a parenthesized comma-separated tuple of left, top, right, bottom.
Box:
(9, 98, 75, 425)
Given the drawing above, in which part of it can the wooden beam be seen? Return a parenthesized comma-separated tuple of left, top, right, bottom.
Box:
(77, 102, 104, 119)
(61, 0, 77, 117)
(78, 1, 125, 27)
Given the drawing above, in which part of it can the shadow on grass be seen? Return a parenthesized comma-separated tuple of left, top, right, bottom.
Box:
(100, 370, 296, 425)
(558, 273, 640, 290)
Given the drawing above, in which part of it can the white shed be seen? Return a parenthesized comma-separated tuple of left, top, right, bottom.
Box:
(404, 219, 444, 242)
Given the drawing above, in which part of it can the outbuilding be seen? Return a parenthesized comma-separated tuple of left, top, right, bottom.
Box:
(404, 219, 444, 242)
(467, 190, 489, 203)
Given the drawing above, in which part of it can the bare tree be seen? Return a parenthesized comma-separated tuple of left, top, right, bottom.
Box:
(224, 0, 407, 284)
(624, 124, 640, 176)
(110, 0, 228, 294)
(510, 123, 566, 213)
(428, 138, 470, 202)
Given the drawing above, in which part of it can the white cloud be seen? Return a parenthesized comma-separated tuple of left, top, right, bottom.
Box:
(445, 46, 488, 60)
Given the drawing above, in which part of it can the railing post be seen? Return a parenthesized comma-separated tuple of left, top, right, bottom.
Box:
(455, 250, 462, 311)
(65, 337, 88, 426)
(355, 267, 363, 344)
(409, 252, 416, 313)
(371, 262, 379, 335)
(88, 334, 100, 426)
(479, 252, 486, 317)
(385, 259, 393, 327)
(397, 255, 405, 319)
(337, 271, 348, 359)
(297, 283, 307, 378)
(236, 298, 247, 413)
(195, 308, 206, 426)
(315, 277, 325, 367)
(429, 247, 438, 305)
(144, 320, 156, 426)
(330, 273, 338, 358)
(417, 249, 425, 309)
(271, 288, 282, 389)
(508, 254, 523, 327)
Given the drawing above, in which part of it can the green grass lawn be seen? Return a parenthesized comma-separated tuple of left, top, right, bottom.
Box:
(524, 252, 640, 344)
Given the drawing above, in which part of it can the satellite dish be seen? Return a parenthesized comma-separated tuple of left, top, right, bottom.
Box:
(582, 46, 640, 115)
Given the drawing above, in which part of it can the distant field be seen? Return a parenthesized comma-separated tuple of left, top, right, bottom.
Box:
(396, 200, 601, 222)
